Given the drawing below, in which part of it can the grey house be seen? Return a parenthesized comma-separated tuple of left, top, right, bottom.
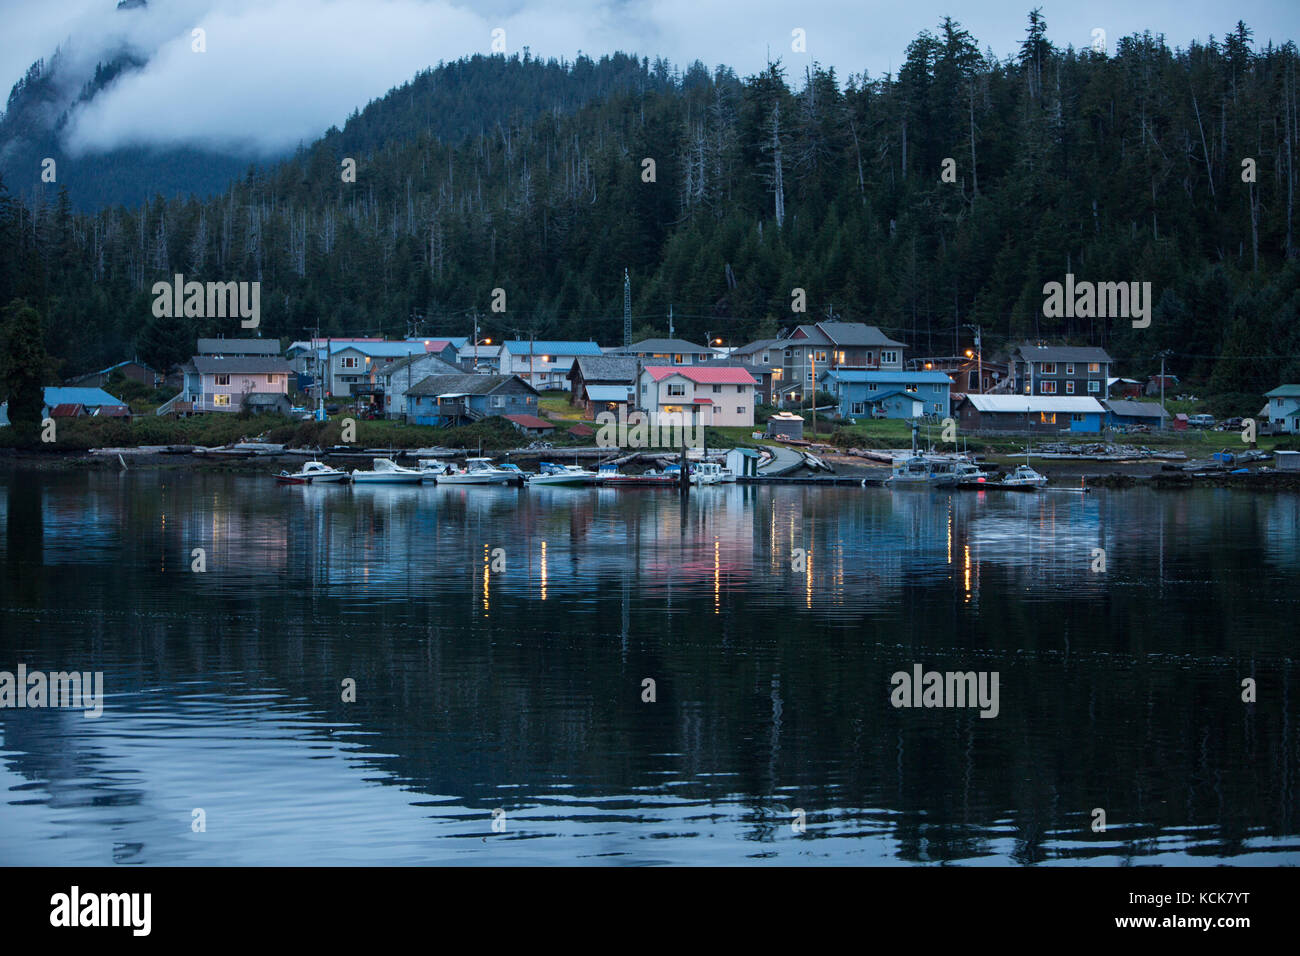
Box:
(380, 353, 464, 419)
(1013, 345, 1112, 400)
(405, 374, 540, 425)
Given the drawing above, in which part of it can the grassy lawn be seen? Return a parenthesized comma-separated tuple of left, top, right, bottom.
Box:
(538, 391, 585, 421)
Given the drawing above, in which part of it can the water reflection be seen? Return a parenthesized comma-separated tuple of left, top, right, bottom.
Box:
(0, 470, 1297, 865)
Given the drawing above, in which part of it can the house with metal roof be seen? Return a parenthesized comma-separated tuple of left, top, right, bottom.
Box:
(1264, 385, 1300, 434)
(1012, 345, 1112, 400)
(819, 370, 953, 420)
(499, 341, 604, 391)
(1104, 399, 1169, 428)
(404, 373, 540, 425)
(954, 394, 1106, 433)
(567, 356, 641, 415)
(637, 365, 758, 428)
(196, 337, 281, 357)
(2, 386, 135, 426)
(168, 356, 292, 415)
(610, 338, 717, 365)
(772, 322, 908, 403)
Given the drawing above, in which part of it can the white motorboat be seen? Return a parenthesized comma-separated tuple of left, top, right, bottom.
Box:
(690, 461, 728, 486)
(417, 458, 453, 478)
(275, 460, 349, 484)
(529, 462, 602, 486)
(1000, 464, 1049, 489)
(436, 457, 520, 485)
(350, 458, 425, 484)
(886, 455, 961, 487)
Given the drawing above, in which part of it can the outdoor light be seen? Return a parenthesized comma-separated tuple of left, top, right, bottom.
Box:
(925, 362, 933, 370)
(965, 349, 974, 358)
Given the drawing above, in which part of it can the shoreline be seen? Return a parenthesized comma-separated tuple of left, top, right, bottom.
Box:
(4, 447, 1299, 490)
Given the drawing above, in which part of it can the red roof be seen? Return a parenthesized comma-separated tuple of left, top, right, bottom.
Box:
(423, 340, 452, 352)
(644, 366, 757, 385)
(50, 403, 84, 417)
(96, 404, 131, 417)
(569, 423, 595, 436)
(505, 414, 554, 429)
(691, 398, 714, 404)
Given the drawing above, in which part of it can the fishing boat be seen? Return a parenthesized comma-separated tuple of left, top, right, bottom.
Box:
(886, 455, 961, 487)
(954, 460, 994, 488)
(529, 462, 603, 486)
(436, 457, 520, 485)
(417, 458, 453, 478)
(1000, 464, 1049, 489)
(275, 460, 349, 484)
(598, 464, 679, 486)
(350, 458, 425, 484)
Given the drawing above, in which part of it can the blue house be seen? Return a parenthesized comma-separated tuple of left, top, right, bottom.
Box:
(820, 370, 953, 420)
(404, 373, 539, 425)
(1103, 399, 1168, 429)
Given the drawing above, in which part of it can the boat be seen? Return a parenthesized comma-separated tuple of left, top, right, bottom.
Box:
(529, 462, 603, 486)
(275, 460, 349, 484)
(954, 460, 993, 488)
(690, 461, 728, 486)
(417, 458, 454, 478)
(350, 458, 425, 484)
(496, 463, 533, 480)
(436, 457, 521, 485)
(886, 455, 961, 487)
(1000, 464, 1048, 489)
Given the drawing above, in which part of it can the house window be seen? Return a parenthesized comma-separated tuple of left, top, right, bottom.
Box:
(214, 394, 230, 407)
(712, 384, 722, 393)
(1041, 363, 1057, 375)
(906, 384, 919, 392)
(736, 407, 744, 414)
(867, 384, 877, 392)
(491, 396, 505, 408)
(1072, 413, 1085, 422)
(835, 351, 845, 364)
(266, 375, 275, 384)
(1088, 363, 1101, 373)
(215, 374, 230, 386)
(762, 353, 769, 364)
(1065, 363, 1075, 375)
(1041, 381, 1057, 394)
(673, 354, 685, 364)
(1087, 381, 1100, 393)
(668, 383, 685, 396)
(1065, 381, 1075, 394)
(852, 402, 866, 415)
(815, 351, 827, 363)
(1040, 412, 1056, 424)
(341, 356, 359, 369)
(881, 351, 898, 365)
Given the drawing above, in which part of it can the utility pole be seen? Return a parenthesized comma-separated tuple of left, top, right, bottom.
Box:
(810, 350, 817, 437)
(963, 323, 982, 392)
(473, 310, 479, 373)
(1157, 349, 1174, 430)
(668, 304, 673, 339)
(623, 268, 632, 348)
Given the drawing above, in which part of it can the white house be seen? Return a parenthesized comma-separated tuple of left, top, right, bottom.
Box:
(637, 365, 758, 428)
(499, 341, 604, 391)
(1264, 385, 1300, 434)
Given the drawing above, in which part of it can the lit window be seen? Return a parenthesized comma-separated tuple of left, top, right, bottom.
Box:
(1065, 381, 1075, 394)
(1088, 363, 1101, 373)
(1041, 363, 1057, 374)
(1041, 381, 1057, 394)
(1065, 363, 1075, 375)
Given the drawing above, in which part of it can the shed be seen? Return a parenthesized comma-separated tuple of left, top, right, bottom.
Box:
(505, 413, 556, 436)
(1275, 450, 1300, 472)
(725, 447, 762, 478)
(766, 411, 805, 440)
(1173, 413, 1189, 431)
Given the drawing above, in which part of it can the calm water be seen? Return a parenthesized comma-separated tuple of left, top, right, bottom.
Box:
(1, 468, 1297, 865)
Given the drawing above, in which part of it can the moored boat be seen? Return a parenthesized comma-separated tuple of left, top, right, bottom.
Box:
(436, 457, 520, 485)
(275, 460, 349, 484)
(529, 462, 603, 486)
(1000, 464, 1049, 489)
(350, 458, 425, 484)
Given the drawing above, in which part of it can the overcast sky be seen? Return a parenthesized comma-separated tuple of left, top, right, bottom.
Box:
(4, 0, 1299, 157)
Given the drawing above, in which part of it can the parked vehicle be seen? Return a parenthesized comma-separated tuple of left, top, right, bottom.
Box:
(1189, 414, 1216, 428)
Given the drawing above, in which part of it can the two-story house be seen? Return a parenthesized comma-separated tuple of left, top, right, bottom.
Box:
(637, 365, 758, 428)
(1264, 385, 1300, 434)
(1013, 345, 1112, 400)
(324, 341, 459, 398)
(380, 353, 465, 419)
(499, 341, 604, 391)
(567, 356, 640, 416)
(404, 373, 540, 425)
(186, 356, 292, 414)
(775, 322, 909, 404)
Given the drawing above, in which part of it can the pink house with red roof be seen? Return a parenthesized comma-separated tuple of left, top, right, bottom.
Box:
(638, 365, 758, 428)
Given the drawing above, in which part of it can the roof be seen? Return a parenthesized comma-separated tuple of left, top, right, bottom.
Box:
(406, 336, 468, 348)
(42, 387, 125, 408)
(50, 403, 84, 417)
(505, 414, 555, 429)
(960, 394, 1105, 414)
(328, 342, 427, 358)
(862, 389, 920, 403)
(193, 357, 291, 375)
(570, 355, 640, 382)
(643, 366, 757, 385)
(770, 411, 805, 421)
(823, 370, 953, 384)
(459, 345, 501, 357)
(617, 338, 715, 355)
(814, 322, 907, 348)
(730, 338, 784, 357)
(786, 326, 833, 345)
(585, 385, 633, 401)
(1265, 384, 1300, 398)
(196, 338, 280, 356)
(569, 423, 595, 436)
(95, 404, 132, 417)
(502, 341, 603, 357)
(1015, 345, 1113, 364)
(1104, 400, 1169, 419)
(406, 374, 536, 397)
(381, 353, 463, 377)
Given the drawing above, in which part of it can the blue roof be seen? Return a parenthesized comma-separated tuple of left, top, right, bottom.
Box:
(824, 370, 953, 384)
(44, 387, 125, 407)
(502, 341, 603, 356)
(327, 342, 427, 357)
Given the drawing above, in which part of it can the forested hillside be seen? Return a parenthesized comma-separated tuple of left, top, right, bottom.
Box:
(1, 12, 1298, 395)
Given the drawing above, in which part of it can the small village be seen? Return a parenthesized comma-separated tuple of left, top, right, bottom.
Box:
(6, 320, 1299, 489)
